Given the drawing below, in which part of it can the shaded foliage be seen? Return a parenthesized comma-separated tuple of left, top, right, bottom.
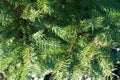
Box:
(0, 0, 120, 80)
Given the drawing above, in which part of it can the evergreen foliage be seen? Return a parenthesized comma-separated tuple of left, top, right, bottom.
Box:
(0, 0, 120, 80)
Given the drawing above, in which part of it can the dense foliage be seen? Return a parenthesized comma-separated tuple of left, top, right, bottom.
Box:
(0, 0, 120, 80)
